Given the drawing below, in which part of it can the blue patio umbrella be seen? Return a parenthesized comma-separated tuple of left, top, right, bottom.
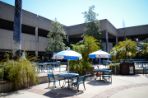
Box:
(89, 50, 111, 64)
(89, 50, 111, 59)
(53, 49, 82, 71)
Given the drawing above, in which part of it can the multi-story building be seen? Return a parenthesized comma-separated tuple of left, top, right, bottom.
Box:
(0, 1, 148, 59)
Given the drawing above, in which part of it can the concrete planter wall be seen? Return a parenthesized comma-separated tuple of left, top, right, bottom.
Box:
(0, 75, 48, 93)
(0, 81, 13, 93)
(38, 76, 48, 84)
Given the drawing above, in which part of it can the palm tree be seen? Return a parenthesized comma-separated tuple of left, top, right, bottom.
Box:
(110, 39, 137, 61)
(13, 0, 22, 57)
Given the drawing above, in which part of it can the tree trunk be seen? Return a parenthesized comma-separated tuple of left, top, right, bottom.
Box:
(13, 0, 22, 58)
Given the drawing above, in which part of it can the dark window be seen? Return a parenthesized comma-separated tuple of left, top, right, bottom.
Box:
(0, 18, 13, 30)
(26, 51, 35, 56)
(38, 28, 49, 37)
(22, 24, 35, 35)
(0, 18, 35, 35)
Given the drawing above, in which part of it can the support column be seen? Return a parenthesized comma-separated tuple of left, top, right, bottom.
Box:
(35, 27, 38, 57)
(116, 35, 118, 44)
(67, 35, 70, 46)
(105, 31, 109, 52)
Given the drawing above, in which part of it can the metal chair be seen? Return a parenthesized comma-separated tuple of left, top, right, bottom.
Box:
(72, 75, 87, 91)
(143, 67, 148, 74)
(102, 70, 112, 83)
(48, 73, 56, 88)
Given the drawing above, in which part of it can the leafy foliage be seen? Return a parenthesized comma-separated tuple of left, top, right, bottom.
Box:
(72, 35, 100, 61)
(0, 64, 4, 80)
(109, 63, 120, 75)
(70, 35, 100, 75)
(83, 5, 102, 42)
(47, 19, 66, 53)
(4, 58, 38, 90)
(137, 42, 148, 58)
(70, 60, 92, 75)
(110, 39, 137, 61)
(141, 43, 148, 56)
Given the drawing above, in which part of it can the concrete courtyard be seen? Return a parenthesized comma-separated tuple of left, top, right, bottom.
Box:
(1, 74, 148, 98)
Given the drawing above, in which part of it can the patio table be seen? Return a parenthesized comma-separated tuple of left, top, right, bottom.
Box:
(58, 72, 79, 88)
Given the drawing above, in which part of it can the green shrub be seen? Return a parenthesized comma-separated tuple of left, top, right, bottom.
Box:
(109, 63, 120, 75)
(69, 60, 92, 75)
(4, 58, 38, 90)
(110, 39, 137, 61)
(0, 64, 4, 80)
(70, 35, 99, 75)
(0, 68, 3, 80)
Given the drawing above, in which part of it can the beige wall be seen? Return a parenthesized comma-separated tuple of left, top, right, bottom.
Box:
(0, 2, 52, 31)
(0, 29, 48, 51)
(0, 29, 13, 50)
(38, 36, 48, 51)
(21, 33, 36, 51)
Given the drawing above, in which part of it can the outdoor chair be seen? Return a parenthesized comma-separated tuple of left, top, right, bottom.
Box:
(72, 75, 87, 92)
(48, 73, 66, 88)
(143, 67, 148, 74)
(102, 70, 112, 83)
(48, 73, 56, 88)
(48, 66, 53, 73)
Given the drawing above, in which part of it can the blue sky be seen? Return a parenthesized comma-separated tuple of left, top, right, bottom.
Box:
(1, 0, 148, 28)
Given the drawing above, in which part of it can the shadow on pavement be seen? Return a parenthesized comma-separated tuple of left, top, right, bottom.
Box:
(44, 88, 83, 98)
(0, 91, 22, 97)
(87, 80, 111, 86)
(117, 74, 140, 77)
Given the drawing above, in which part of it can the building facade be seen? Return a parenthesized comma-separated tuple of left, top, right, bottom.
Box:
(0, 1, 148, 59)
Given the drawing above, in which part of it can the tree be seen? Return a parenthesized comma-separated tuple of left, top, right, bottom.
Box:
(13, 0, 22, 58)
(72, 35, 100, 60)
(141, 43, 148, 58)
(110, 39, 137, 61)
(70, 35, 100, 74)
(83, 5, 102, 43)
(46, 19, 66, 53)
(137, 42, 148, 59)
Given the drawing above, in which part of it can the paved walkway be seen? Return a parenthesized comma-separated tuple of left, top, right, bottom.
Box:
(110, 85, 148, 98)
(1, 74, 148, 98)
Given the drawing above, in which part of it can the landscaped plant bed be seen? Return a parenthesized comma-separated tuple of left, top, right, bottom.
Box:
(0, 80, 13, 93)
(109, 63, 120, 75)
(0, 75, 48, 93)
(38, 75, 48, 84)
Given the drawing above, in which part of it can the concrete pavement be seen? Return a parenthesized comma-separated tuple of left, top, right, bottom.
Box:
(0, 90, 48, 98)
(110, 85, 148, 98)
(1, 74, 148, 98)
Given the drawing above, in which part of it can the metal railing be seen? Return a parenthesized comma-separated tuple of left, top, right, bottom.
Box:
(134, 61, 148, 74)
(134, 61, 148, 68)
(36, 61, 67, 73)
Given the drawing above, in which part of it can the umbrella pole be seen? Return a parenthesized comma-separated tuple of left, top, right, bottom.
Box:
(67, 60, 69, 72)
(99, 58, 101, 64)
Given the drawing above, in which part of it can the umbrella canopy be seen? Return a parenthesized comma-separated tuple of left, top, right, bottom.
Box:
(53, 49, 82, 60)
(53, 49, 82, 72)
(89, 50, 111, 59)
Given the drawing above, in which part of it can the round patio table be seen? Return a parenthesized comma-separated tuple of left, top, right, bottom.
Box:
(58, 72, 79, 88)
